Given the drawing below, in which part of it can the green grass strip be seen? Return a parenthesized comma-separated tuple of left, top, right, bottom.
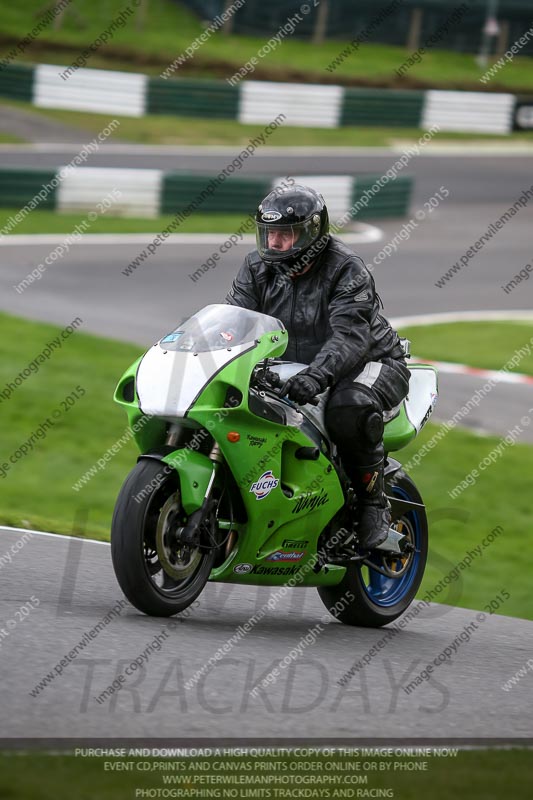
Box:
(399, 322, 533, 376)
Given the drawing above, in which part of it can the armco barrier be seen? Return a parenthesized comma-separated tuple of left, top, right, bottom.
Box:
(341, 88, 425, 128)
(161, 173, 271, 215)
(35, 63, 147, 117)
(0, 63, 33, 102)
(421, 90, 516, 135)
(147, 77, 239, 119)
(0, 62, 524, 134)
(352, 175, 412, 220)
(0, 167, 57, 209)
(0, 167, 412, 221)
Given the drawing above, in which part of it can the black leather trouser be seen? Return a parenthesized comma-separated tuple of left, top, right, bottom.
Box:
(324, 356, 411, 477)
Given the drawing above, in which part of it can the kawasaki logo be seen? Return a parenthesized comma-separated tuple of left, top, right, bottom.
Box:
(250, 470, 279, 500)
(292, 488, 329, 514)
(251, 565, 300, 575)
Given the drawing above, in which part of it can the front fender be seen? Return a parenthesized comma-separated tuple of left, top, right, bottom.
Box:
(138, 448, 215, 514)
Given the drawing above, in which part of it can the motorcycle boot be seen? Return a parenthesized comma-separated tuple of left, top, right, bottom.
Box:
(352, 458, 391, 550)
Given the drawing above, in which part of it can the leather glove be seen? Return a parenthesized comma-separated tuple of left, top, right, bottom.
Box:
(279, 373, 322, 405)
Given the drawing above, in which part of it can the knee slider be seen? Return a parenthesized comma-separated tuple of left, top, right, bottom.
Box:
(363, 408, 384, 445)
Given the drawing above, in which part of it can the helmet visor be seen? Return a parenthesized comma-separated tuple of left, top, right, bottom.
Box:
(256, 218, 320, 263)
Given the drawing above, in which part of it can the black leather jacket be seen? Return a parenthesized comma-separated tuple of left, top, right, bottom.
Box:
(225, 235, 404, 390)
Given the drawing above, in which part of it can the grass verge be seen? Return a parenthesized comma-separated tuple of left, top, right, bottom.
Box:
(0, 132, 25, 143)
(0, 313, 531, 619)
(3, 0, 533, 92)
(0, 207, 250, 235)
(0, 751, 531, 799)
(399, 321, 533, 375)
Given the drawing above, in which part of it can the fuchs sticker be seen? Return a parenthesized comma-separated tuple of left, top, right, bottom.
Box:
(266, 550, 306, 562)
(250, 470, 279, 500)
(292, 488, 329, 514)
(233, 563, 253, 574)
(220, 331, 234, 342)
(261, 210, 282, 222)
(283, 538, 309, 548)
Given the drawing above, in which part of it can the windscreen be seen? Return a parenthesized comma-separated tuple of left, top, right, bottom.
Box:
(159, 304, 285, 353)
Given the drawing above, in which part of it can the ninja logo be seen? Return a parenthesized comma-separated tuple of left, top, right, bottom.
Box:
(292, 488, 329, 514)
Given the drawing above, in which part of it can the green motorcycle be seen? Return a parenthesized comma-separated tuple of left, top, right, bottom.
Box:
(111, 304, 437, 627)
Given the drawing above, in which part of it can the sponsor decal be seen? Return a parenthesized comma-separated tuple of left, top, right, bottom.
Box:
(261, 210, 282, 222)
(233, 563, 253, 574)
(251, 564, 300, 575)
(250, 470, 279, 500)
(247, 434, 266, 448)
(282, 538, 309, 548)
(420, 403, 434, 428)
(266, 550, 306, 562)
(220, 330, 234, 342)
(161, 332, 183, 343)
(292, 488, 329, 515)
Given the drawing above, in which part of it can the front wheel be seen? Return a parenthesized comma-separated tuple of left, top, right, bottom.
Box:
(111, 459, 216, 617)
(317, 469, 428, 627)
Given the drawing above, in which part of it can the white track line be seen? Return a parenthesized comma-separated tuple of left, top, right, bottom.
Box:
(0, 225, 382, 247)
(0, 525, 109, 545)
(1, 144, 532, 157)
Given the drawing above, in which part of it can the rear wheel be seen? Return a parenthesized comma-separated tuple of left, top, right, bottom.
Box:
(317, 470, 428, 627)
(111, 459, 216, 616)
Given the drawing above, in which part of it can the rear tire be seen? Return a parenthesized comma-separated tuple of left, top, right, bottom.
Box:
(318, 469, 428, 627)
(111, 459, 215, 617)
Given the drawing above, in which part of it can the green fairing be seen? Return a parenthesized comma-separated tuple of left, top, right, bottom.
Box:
(182, 333, 347, 586)
(114, 330, 428, 588)
(383, 405, 416, 452)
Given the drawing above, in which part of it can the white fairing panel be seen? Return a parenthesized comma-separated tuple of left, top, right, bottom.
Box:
(136, 343, 251, 418)
(405, 366, 438, 432)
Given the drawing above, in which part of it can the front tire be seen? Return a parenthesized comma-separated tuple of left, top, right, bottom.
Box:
(318, 469, 428, 627)
(111, 459, 215, 617)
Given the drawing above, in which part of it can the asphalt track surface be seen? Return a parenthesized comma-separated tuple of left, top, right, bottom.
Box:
(1, 527, 532, 739)
(0, 148, 532, 740)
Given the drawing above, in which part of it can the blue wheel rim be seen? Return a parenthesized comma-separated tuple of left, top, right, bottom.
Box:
(357, 484, 422, 608)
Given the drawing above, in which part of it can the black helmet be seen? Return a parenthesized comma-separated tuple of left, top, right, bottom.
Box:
(255, 184, 329, 272)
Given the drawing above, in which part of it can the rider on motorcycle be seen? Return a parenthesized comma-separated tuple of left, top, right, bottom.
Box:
(225, 185, 410, 550)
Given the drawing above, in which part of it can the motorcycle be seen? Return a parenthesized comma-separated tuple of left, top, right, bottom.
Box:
(111, 304, 438, 627)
